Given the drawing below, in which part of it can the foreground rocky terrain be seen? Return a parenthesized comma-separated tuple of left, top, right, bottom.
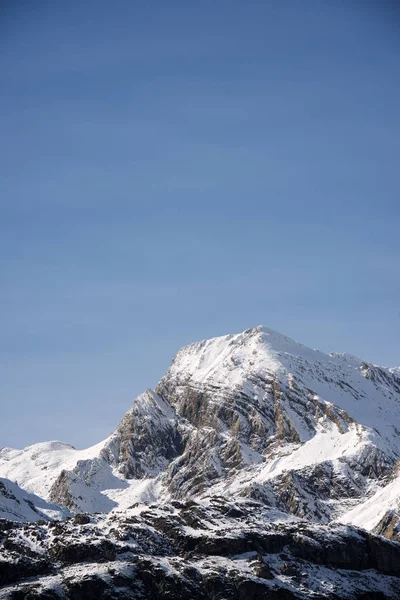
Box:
(1, 326, 400, 598)
(1, 498, 400, 599)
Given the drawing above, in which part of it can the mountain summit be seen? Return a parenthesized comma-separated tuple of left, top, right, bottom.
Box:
(1, 326, 400, 598)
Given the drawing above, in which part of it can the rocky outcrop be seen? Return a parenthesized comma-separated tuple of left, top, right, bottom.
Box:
(49, 469, 117, 513)
(101, 390, 184, 479)
(48, 471, 77, 510)
(0, 498, 400, 600)
(374, 510, 400, 542)
(0, 499, 400, 599)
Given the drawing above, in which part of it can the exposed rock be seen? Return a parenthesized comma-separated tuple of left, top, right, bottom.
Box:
(101, 389, 184, 479)
(1, 500, 400, 598)
(374, 510, 400, 542)
(49, 538, 117, 564)
(72, 513, 91, 525)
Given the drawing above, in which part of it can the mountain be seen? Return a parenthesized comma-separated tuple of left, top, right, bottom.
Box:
(1, 326, 400, 599)
(2, 326, 399, 525)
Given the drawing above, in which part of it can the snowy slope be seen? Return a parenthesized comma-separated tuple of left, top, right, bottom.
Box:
(0, 440, 110, 498)
(166, 326, 400, 453)
(0, 478, 65, 522)
(156, 326, 400, 522)
(340, 472, 400, 530)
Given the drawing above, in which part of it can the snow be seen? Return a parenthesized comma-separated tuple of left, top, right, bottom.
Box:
(167, 326, 284, 387)
(0, 435, 165, 517)
(0, 478, 66, 522)
(0, 439, 110, 498)
(170, 326, 399, 435)
(106, 478, 161, 510)
(168, 325, 400, 456)
(255, 422, 364, 482)
(339, 473, 400, 531)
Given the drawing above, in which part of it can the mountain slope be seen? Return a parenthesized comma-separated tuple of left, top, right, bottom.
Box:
(1, 326, 400, 599)
(0, 478, 65, 523)
(155, 326, 400, 521)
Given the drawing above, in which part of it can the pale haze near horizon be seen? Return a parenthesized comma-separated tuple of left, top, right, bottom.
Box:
(1, 1, 399, 449)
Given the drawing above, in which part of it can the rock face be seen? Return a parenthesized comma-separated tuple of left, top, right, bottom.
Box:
(1, 326, 400, 598)
(153, 327, 400, 516)
(1, 499, 400, 599)
(374, 510, 400, 542)
(101, 390, 184, 479)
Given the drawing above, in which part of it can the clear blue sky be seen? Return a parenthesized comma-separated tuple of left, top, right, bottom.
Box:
(1, 1, 399, 449)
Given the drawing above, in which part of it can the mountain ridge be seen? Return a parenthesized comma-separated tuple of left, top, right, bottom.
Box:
(1, 325, 400, 526)
(1, 326, 400, 598)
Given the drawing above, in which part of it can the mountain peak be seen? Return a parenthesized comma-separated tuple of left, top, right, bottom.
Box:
(165, 325, 325, 391)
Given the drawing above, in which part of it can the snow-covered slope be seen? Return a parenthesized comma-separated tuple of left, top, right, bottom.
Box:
(165, 326, 400, 452)
(0, 440, 105, 498)
(155, 326, 400, 521)
(0, 478, 65, 522)
(340, 472, 400, 531)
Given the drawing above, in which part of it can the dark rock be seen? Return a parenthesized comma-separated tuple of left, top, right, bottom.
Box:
(63, 575, 109, 600)
(49, 539, 116, 564)
(73, 513, 91, 525)
(253, 559, 274, 579)
(0, 557, 52, 587)
(0, 518, 18, 532)
(280, 561, 302, 579)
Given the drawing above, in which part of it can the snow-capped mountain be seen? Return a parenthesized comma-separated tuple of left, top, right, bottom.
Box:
(2, 326, 399, 526)
(1, 326, 400, 598)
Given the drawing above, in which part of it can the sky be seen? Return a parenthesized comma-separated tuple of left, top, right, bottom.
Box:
(1, 1, 399, 449)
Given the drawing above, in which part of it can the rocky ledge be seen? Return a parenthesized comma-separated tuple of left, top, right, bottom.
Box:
(0, 498, 399, 599)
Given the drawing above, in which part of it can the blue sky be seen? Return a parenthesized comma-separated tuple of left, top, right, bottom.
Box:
(1, 1, 399, 449)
